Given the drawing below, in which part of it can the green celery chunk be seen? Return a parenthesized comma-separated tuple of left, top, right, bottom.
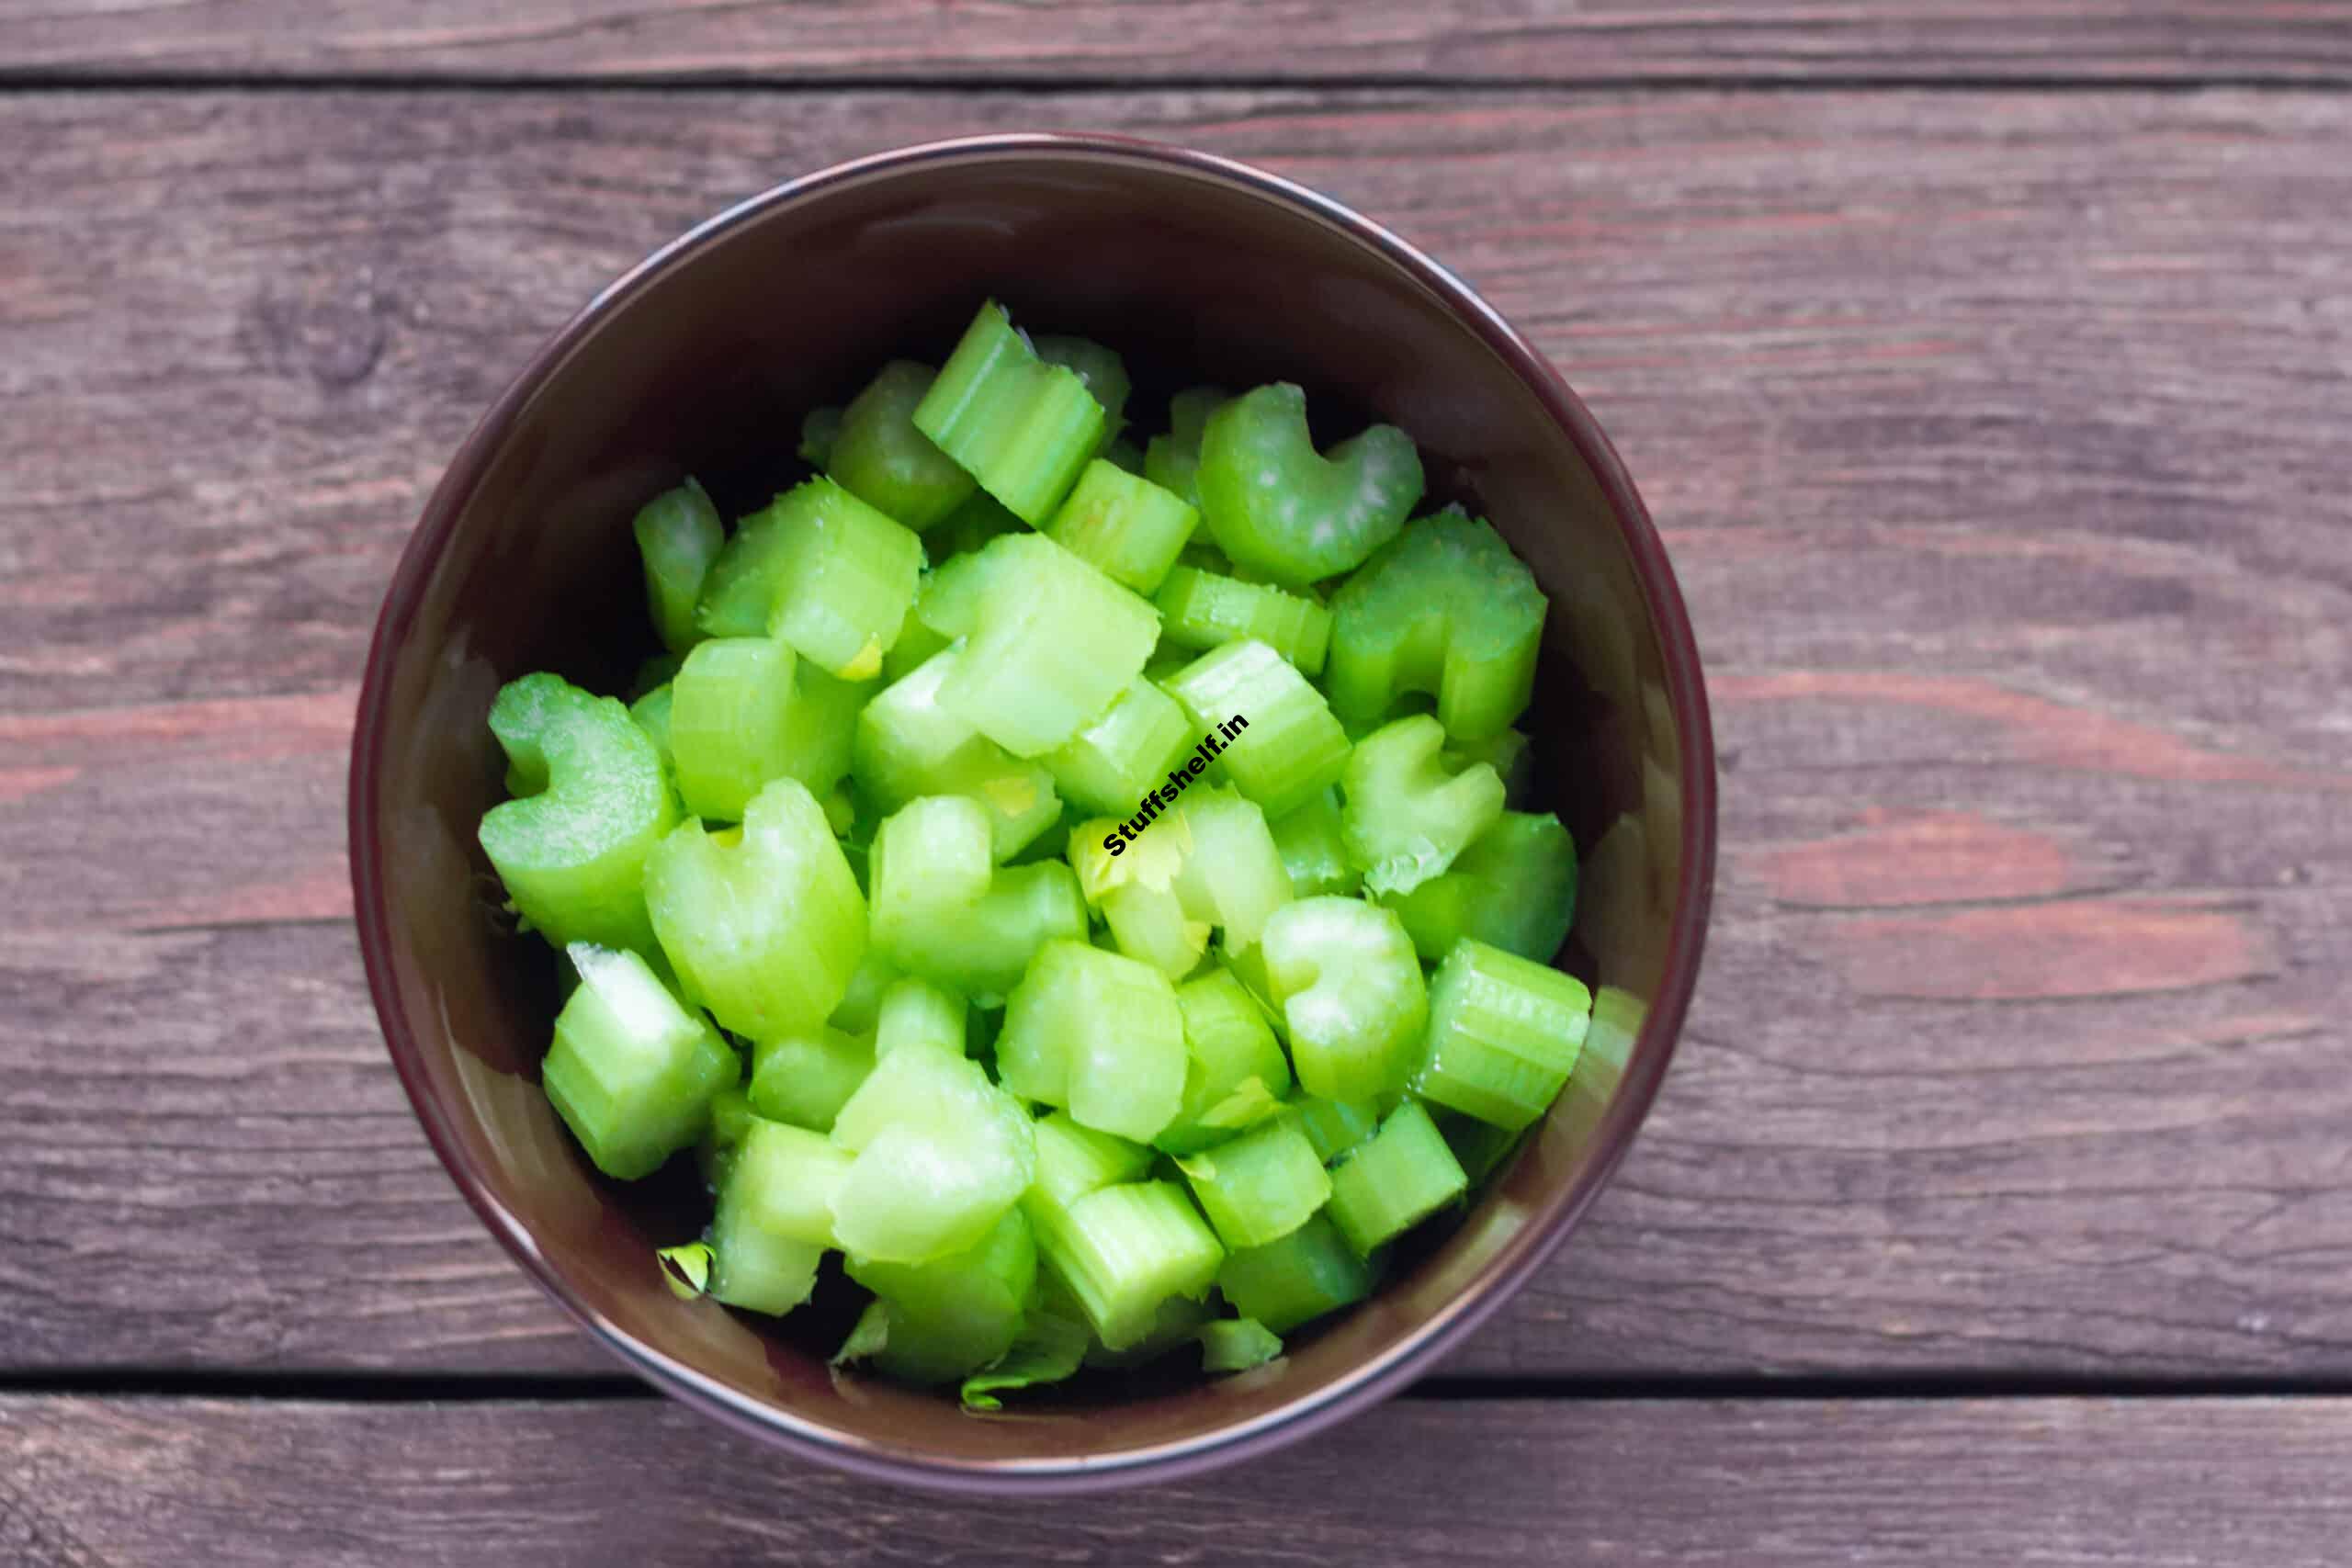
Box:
(853, 646, 1060, 859)
(1163, 638, 1351, 819)
(628, 682, 675, 784)
(880, 546, 991, 681)
(1435, 1106, 1525, 1185)
(874, 975, 966, 1059)
(1386, 810, 1577, 964)
(1269, 787, 1361, 898)
(868, 795, 1088, 1001)
(632, 478, 723, 655)
(1040, 675, 1193, 818)
(1260, 896, 1428, 1102)
(1033, 334, 1131, 450)
(1178, 1114, 1330, 1248)
(707, 1204, 822, 1316)
(998, 940, 1189, 1144)
(1033, 1179, 1225, 1350)
(1082, 1293, 1212, 1369)
(541, 942, 736, 1180)
(696, 1082, 756, 1190)
(717, 1115, 851, 1251)
(939, 533, 1160, 758)
(748, 1025, 875, 1133)
(827, 948, 900, 1034)
(1443, 726, 1532, 804)
(1070, 784, 1294, 964)
(960, 1296, 1091, 1410)
(829, 1042, 1036, 1264)
(1195, 382, 1423, 587)
(643, 777, 866, 1040)
(847, 1206, 1035, 1383)
(1325, 507, 1546, 741)
(1411, 937, 1593, 1131)
(667, 637, 824, 821)
(1043, 459, 1198, 595)
(797, 405, 842, 468)
(756, 478, 924, 680)
(1340, 714, 1507, 897)
(1199, 1316, 1284, 1373)
(1154, 566, 1332, 675)
(1157, 967, 1292, 1156)
(1293, 1095, 1379, 1163)
(824, 359, 978, 530)
(1025, 1111, 1157, 1218)
(1326, 1100, 1467, 1254)
(481, 672, 680, 956)
(1142, 386, 1229, 511)
(1215, 1213, 1374, 1334)
(929, 488, 1027, 560)
(915, 301, 1105, 524)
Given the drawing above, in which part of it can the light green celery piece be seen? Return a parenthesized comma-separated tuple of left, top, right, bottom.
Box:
(1199, 1316, 1284, 1373)
(1143, 386, 1230, 511)
(960, 1296, 1091, 1410)
(825, 359, 978, 530)
(1269, 787, 1360, 898)
(632, 478, 724, 655)
(915, 301, 1106, 523)
(882, 547, 991, 681)
(541, 942, 736, 1180)
(938, 533, 1160, 758)
(1043, 459, 1198, 595)
(827, 948, 900, 1034)
(1435, 1106, 1525, 1185)
(1325, 507, 1546, 741)
(998, 940, 1188, 1143)
(667, 637, 797, 821)
(1386, 810, 1577, 964)
(693, 499, 795, 639)
(752, 477, 925, 681)
(643, 777, 866, 1040)
(481, 672, 679, 956)
(1032, 334, 1131, 449)
(1411, 936, 1593, 1131)
(1033, 1179, 1224, 1350)
(1443, 726, 1532, 804)
(853, 646, 1060, 859)
(847, 1206, 1035, 1383)
(1163, 638, 1351, 819)
(1340, 713, 1507, 898)
(1156, 966, 1292, 1156)
(1069, 785, 1292, 961)
(929, 488, 1028, 561)
(748, 1025, 875, 1133)
(1194, 382, 1423, 587)
(1293, 1095, 1379, 1164)
(829, 1042, 1036, 1264)
(1041, 675, 1193, 818)
(797, 405, 843, 468)
(868, 795, 1087, 1001)
(628, 682, 675, 785)
(1082, 1292, 1213, 1369)
(717, 1115, 852, 1251)
(1154, 567, 1332, 676)
(1178, 1114, 1330, 1248)
(875, 975, 967, 1058)
(696, 1082, 756, 1190)
(1260, 896, 1428, 1102)
(1024, 1111, 1156, 1217)
(1215, 1212, 1374, 1333)
(1326, 1100, 1467, 1254)
(706, 1205, 822, 1316)
(1103, 876, 1212, 981)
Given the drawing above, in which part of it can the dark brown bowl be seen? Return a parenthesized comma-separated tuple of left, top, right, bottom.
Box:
(350, 133, 1714, 1494)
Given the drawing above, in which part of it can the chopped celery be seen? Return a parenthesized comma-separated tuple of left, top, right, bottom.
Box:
(667, 637, 796, 821)
(751, 478, 925, 681)
(542, 942, 737, 1180)
(1033, 334, 1131, 449)
(1043, 459, 1198, 595)
(830, 1043, 1036, 1263)
(1034, 1179, 1224, 1350)
(1083, 1292, 1212, 1369)
(875, 975, 966, 1058)
(1411, 936, 1593, 1131)
(1215, 1213, 1374, 1333)
(1340, 714, 1507, 897)
(798, 404, 842, 468)
(632, 478, 723, 655)
(1195, 382, 1423, 586)
(847, 1206, 1035, 1383)
(1157, 967, 1292, 1156)
(1040, 675, 1193, 818)
(1154, 567, 1332, 676)
(929, 488, 1026, 560)
(998, 940, 1188, 1143)
(481, 672, 679, 956)
(718, 1115, 852, 1250)
(1326, 1100, 1467, 1254)
(827, 948, 900, 1035)
(1260, 896, 1428, 1102)
(960, 1298, 1090, 1409)
(1435, 1107, 1524, 1185)
(1443, 726, 1532, 804)
(915, 301, 1105, 524)
(696, 1082, 756, 1190)
(642, 777, 866, 1041)
(1163, 638, 1351, 820)
(748, 1025, 875, 1133)
(868, 795, 1087, 1000)
(1387, 810, 1577, 964)
(1142, 386, 1228, 511)
(854, 647, 1060, 859)
(1026, 1111, 1157, 1216)
(1167, 788, 1295, 953)
(1199, 1316, 1283, 1373)
(1178, 1113, 1329, 1248)
(1268, 787, 1360, 898)
(1293, 1095, 1379, 1164)
(825, 359, 978, 530)
(1071, 785, 1293, 963)
(628, 682, 675, 784)
(939, 534, 1160, 758)
(707, 1201, 822, 1315)
(1325, 508, 1545, 740)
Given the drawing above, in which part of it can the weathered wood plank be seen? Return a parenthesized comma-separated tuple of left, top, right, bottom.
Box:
(5, 1395, 2352, 1565)
(2, 89, 2348, 1377)
(2, 0, 2348, 84)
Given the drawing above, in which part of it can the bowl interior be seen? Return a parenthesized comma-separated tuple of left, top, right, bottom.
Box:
(354, 139, 1709, 1487)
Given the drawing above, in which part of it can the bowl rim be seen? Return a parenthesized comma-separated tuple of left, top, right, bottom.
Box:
(349, 130, 1717, 1495)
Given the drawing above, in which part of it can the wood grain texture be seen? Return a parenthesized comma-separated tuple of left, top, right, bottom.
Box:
(3, 0, 2349, 84)
(6, 1395, 2352, 1565)
(3, 89, 2349, 1378)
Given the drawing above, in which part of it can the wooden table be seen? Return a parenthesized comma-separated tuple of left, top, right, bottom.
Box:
(5, 5, 2349, 1562)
